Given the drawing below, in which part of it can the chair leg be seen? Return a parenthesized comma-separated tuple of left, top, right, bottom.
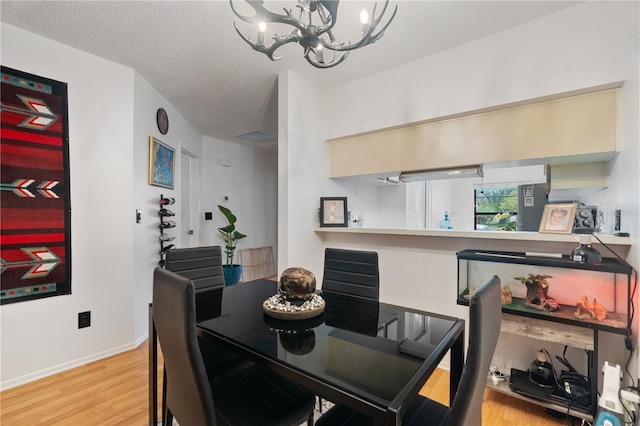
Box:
(161, 366, 168, 424)
(307, 411, 314, 426)
(163, 407, 173, 426)
(318, 396, 323, 412)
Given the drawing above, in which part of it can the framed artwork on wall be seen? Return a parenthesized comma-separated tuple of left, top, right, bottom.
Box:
(148, 136, 175, 189)
(320, 197, 348, 227)
(539, 203, 577, 234)
(0, 66, 72, 304)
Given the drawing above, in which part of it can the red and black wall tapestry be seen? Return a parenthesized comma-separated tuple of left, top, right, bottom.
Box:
(1, 66, 71, 305)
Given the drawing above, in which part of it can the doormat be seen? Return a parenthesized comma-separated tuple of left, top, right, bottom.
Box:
(0, 66, 71, 304)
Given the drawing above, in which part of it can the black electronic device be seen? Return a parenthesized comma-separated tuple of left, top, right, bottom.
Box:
(510, 368, 592, 414)
(510, 368, 555, 399)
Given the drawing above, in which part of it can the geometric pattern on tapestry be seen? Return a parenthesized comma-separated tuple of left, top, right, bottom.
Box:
(0, 66, 71, 304)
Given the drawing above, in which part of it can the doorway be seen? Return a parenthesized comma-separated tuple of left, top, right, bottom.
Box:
(180, 149, 199, 248)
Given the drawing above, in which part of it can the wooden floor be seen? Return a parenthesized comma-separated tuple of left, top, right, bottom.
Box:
(0, 340, 568, 426)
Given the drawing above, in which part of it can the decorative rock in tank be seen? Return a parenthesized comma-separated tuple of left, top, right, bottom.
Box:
(279, 267, 316, 300)
(501, 285, 513, 305)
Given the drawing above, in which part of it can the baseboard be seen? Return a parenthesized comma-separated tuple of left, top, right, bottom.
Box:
(135, 330, 149, 347)
(438, 359, 451, 372)
(1, 341, 137, 391)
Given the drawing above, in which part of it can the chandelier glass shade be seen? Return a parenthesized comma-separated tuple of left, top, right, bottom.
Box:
(229, 0, 397, 68)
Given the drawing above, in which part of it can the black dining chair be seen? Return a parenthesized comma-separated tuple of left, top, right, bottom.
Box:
(317, 248, 380, 411)
(321, 248, 379, 301)
(165, 246, 225, 322)
(315, 275, 502, 426)
(164, 246, 241, 392)
(153, 267, 316, 426)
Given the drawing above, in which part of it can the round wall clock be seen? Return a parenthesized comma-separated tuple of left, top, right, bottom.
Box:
(156, 108, 169, 135)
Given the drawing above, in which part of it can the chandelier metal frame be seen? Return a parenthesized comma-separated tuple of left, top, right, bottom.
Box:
(230, 0, 397, 68)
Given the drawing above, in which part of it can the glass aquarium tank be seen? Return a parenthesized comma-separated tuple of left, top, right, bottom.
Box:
(456, 249, 632, 334)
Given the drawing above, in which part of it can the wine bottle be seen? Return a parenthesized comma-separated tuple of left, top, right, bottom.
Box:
(159, 220, 176, 229)
(159, 244, 175, 254)
(160, 197, 175, 205)
(159, 233, 175, 242)
(159, 208, 175, 217)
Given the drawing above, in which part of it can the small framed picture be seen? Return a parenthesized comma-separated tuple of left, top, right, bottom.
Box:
(149, 136, 175, 189)
(523, 186, 533, 197)
(539, 203, 577, 234)
(320, 197, 348, 227)
(524, 196, 535, 207)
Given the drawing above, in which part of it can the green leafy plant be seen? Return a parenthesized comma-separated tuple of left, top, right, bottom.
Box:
(217, 205, 247, 266)
(502, 221, 517, 231)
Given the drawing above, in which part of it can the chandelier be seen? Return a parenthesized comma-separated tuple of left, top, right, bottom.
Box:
(229, 0, 397, 68)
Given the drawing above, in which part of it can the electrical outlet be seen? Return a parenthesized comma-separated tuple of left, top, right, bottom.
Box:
(78, 311, 91, 329)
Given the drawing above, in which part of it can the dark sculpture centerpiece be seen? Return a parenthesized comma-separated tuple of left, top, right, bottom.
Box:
(263, 267, 325, 320)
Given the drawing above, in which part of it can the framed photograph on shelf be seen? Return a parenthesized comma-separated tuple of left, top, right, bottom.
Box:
(320, 197, 348, 227)
(539, 203, 577, 234)
(149, 136, 175, 189)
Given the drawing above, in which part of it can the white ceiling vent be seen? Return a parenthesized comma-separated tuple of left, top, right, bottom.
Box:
(234, 130, 277, 143)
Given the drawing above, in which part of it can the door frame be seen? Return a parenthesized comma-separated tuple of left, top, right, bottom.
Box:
(180, 148, 200, 247)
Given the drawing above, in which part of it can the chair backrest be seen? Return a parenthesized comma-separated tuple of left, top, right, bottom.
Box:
(448, 275, 502, 426)
(152, 267, 217, 425)
(164, 246, 224, 292)
(165, 246, 224, 321)
(322, 248, 379, 301)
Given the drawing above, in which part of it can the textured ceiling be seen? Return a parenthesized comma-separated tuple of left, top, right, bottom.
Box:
(1, 1, 579, 147)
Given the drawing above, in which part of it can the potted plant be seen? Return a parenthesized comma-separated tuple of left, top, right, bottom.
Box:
(217, 204, 247, 286)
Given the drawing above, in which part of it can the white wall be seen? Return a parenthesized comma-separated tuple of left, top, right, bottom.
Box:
(0, 24, 136, 388)
(0, 23, 252, 390)
(200, 136, 278, 264)
(132, 74, 203, 342)
(277, 70, 333, 277)
(278, 71, 386, 277)
(281, 2, 639, 381)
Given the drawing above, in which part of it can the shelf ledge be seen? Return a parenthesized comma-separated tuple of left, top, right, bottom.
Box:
(314, 227, 631, 246)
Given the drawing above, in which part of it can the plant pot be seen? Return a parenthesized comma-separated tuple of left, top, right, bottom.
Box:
(223, 264, 242, 286)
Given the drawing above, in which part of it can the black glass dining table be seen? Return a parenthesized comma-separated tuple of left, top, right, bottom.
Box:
(149, 279, 465, 426)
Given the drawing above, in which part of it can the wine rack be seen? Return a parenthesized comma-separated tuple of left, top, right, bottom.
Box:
(158, 194, 176, 266)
